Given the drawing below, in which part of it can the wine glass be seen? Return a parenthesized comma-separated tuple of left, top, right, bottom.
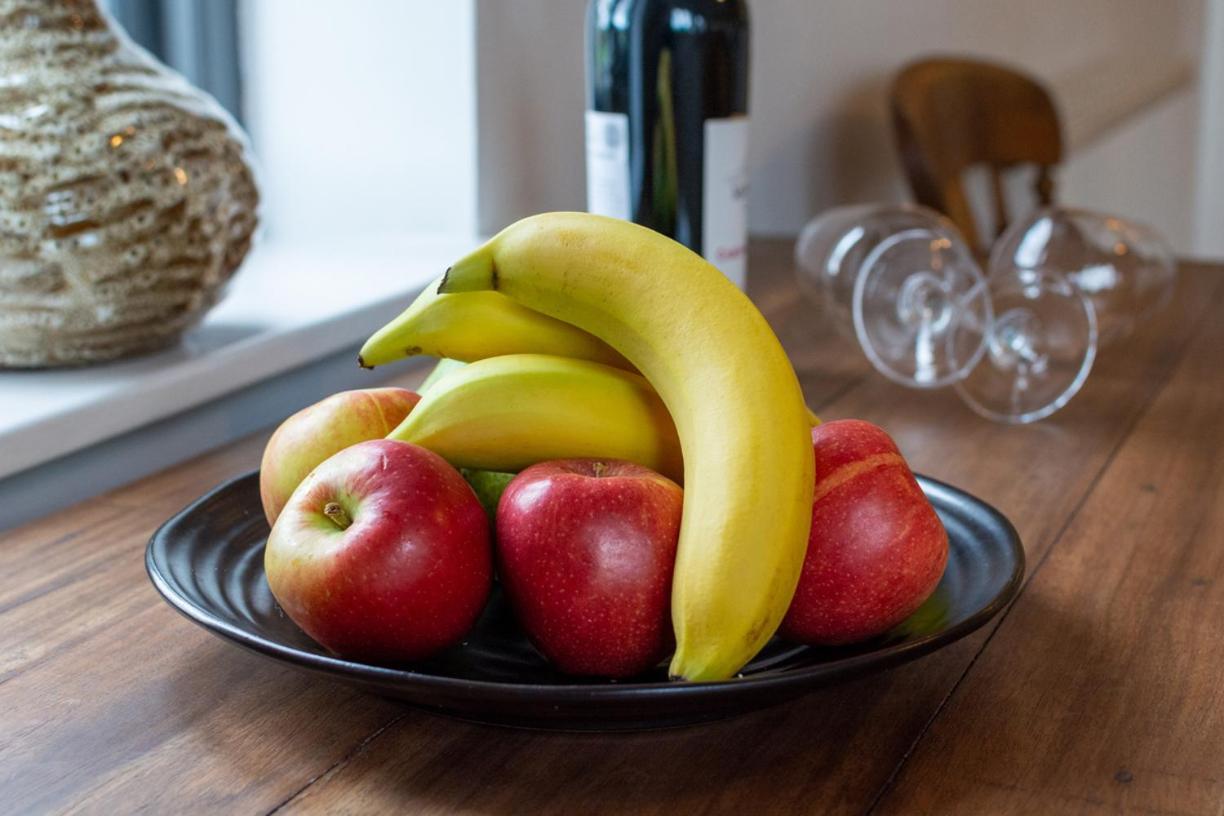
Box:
(794, 204, 992, 389)
(795, 204, 1098, 424)
(988, 208, 1177, 346)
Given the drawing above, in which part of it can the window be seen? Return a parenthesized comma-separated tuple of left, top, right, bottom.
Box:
(104, 0, 243, 122)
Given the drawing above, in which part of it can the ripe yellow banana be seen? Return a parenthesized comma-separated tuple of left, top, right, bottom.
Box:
(439, 212, 815, 681)
(358, 277, 630, 370)
(418, 357, 821, 425)
(386, 353, 683, 482)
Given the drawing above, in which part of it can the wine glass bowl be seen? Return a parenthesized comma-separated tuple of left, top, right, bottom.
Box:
(989, 208, 1176, 346)
(793, 203, 877, 333)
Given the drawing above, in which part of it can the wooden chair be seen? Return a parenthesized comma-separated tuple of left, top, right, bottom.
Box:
(890, 57, 1063, 252)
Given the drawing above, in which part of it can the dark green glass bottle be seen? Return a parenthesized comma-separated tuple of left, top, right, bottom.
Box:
(586, 0, 750, 287)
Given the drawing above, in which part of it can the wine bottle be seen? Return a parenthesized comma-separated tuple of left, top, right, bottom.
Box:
(586, 0, 750, 288)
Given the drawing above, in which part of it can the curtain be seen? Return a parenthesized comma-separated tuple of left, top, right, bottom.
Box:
(104, 0, 244, 123)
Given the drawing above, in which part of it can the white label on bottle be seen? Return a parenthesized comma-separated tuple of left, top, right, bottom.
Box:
(703, 116, 749, 289)
(585, 110, 631, 221)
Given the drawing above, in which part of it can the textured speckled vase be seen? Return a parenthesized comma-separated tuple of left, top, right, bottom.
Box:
(0, 0, 259, 368)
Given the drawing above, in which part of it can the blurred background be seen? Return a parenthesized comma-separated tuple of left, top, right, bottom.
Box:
(105, 0, 1219, 256)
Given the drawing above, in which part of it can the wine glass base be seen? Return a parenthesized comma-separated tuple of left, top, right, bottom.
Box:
(853, 228, 992, 389)
(954, 270, 1097, 424)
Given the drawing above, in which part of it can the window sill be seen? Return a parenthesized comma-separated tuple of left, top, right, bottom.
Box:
(0, 232, 475, 530)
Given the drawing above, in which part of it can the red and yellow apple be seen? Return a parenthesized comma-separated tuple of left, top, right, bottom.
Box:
(781, 420, 948, 645)
(259, 387, 420, 525)
(264, 439, 491, 662)
(496, 459, 682, 678)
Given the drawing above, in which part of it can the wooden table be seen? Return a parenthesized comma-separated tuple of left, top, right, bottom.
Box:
(4, 240, 1223, 815)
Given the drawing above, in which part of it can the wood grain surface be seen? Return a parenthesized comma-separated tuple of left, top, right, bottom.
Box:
(2, 240, 1221, 816)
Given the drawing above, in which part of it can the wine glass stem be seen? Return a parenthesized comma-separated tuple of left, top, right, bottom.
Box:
(914, 318, 936, 385)
(992, 308, 1047, 374)
(898, 271, 953, 386)
(1011, 361, 1030, 413)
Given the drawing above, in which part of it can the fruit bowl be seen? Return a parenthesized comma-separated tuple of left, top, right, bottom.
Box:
(146, 471, 1023, 731)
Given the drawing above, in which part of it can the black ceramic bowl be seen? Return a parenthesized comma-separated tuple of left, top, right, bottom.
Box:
(146, 471, 1023, 731)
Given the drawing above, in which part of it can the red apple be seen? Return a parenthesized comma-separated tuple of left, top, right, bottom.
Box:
(259, 387, 420, 525)
(265, 439, 491, 662)
(496, 459, 683, 678)
(780, 420, 948, 645)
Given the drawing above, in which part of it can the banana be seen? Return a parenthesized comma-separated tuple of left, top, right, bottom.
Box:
(358, 277, 630, 370)
(439, 213, 815, 681)
(387, 353, 683, 482)
(418, 359, 821, 424)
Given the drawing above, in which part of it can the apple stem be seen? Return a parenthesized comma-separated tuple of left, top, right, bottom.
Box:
(592, 461, 607, 477)
(323, 501, 352, 530)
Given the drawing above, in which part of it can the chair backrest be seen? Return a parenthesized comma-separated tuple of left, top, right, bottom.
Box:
(890, 57, 1063, 251)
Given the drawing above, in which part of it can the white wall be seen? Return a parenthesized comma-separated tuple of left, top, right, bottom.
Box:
(240, 0, 478, 243)
(475, 4, 585, 240)
(477, 0, 1207, 254)
(1062, 89, 1201, 252)
(1195, 0, 1224, 257)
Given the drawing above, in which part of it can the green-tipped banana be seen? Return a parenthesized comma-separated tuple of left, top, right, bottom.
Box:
(417, 358, 467, 395)
(387, 353, 683, 482)
(440, 213, 815, 681)
(358, 277, 630, 370)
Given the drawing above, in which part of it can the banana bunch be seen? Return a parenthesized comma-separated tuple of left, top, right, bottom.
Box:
(360, 213, 814, 681)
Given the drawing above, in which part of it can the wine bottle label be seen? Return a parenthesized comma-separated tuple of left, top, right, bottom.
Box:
(703, 116, 749, 289)
(585, 110, 632, 221)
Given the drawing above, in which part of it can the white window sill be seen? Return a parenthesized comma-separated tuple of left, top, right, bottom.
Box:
(0, 232, 477, 529)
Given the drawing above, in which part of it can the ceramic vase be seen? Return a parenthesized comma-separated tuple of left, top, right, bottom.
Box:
(0, 0, 259, 367)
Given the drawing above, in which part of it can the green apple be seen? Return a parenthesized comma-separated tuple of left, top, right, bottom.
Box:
(259, 387, 420, 525)
(460, 467, 517, 521)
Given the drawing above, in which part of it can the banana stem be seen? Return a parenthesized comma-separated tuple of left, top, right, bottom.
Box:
(438, 249, 496, 293)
